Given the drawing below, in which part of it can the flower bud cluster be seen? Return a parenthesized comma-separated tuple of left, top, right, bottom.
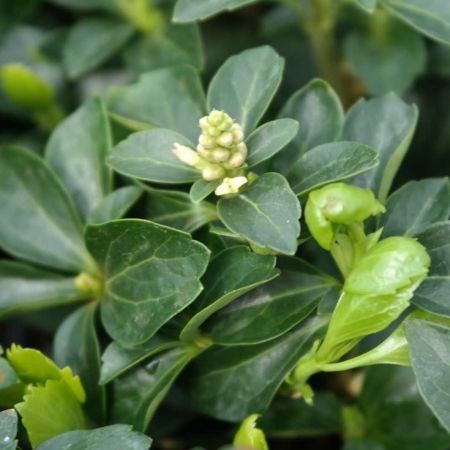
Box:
(173, 110, 249, 196)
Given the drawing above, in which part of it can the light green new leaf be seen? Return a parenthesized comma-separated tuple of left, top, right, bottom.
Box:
(382, 0, 450, 45)
(207, 46, 284, 135)
(0, 146, 91, 272)
(87, 186, 143, 225)
(107, 65, 206, 142)
(218, 173, 301, 255)
(180, 246, 279, 341)
(64, 17, 134, 78)
(204, 257, 340, 345)
(0, 260, 85, 320)
(246, 119, 299, 167)
(108, 129, 200, 184)
(54, 304, 106, 424)
(381, 178, 450, 237)
(341, 93, 418, 203)
(0, 409, 18, 450)
(189, 179, 220, 203)
(406, 320, 450, 432)
(288, 142, 379, 196)
(46, 97, 113, 220)
(413, 222, 450, 316)
(272, 79, 344, 173)
(36, 425, 152, 450)
(85, 219, 210, 347)
(173, 0, 259, 22)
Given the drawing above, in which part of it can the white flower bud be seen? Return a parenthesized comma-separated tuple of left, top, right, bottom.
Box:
(217, 116, 233, 131)
(202, 164, 225, 181)
(206, 125, 221, 137)
(199, 134, 215, 149)
(212, 148, 230, 162)
(231, 123, 244, 143)
(227, 151, 245, 168)
(173, 143, 201, 167)
(215, 176, 248, 196)
(216, 132, 234, 148)
(236, 142, 248, 159)
(209, 110, 223, 125)
(199, 116, 209, 129)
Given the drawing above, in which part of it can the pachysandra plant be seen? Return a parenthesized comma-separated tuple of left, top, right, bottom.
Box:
(1, 1, 450, 449)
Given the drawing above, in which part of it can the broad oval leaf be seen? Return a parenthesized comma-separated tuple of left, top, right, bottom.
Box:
(246, 118, 299, 167)
(107, 65, 206, 142)
(46, 97, 113, 220)
(204, 257, 340, 345)
(288, 141, 379, 196)
(0, 146, 91, 272)
(341, 93, 418, 202)
(0, 260, 85, 320)
(218, 173, 301, 255)
(180, 246, 279, 341)
(63, 17, 134, 79)
(413, 222, 450, 316)
(189, 179, 220, 203)
(381, 178, 450, 238)
(207, 46, 284, 135)
(85, 219, 210, 347)
(272, 79, 344, 173)
(187, 320, 325, 422)
(0, 358, 18, 390)
(108, 129, 200, 184)
(173, 0, 259, 22)
(36, 424, 152, 450)
(0, 409, 18, 450)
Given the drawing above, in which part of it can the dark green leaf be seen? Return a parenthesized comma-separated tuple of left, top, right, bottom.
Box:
(0, 146, 91, 272)
(85, 219, 210, 347)
(381, 178, 450, 237)
(0, 409, 18, 450)
(218, 173, 301, 255)
(107, 65, 206, 142)
(87, 186, 143, 225)
(0, 260, 85, 320)
(288, 142, 379, 196)
(341, 94, 418, 202)
(406, 320, 450, 433)
(46, 97, 113, 220)
(207, 46, 284, 134)
(413, 222, 450, 316)
(188, 320, 325, 422)
(272, 79, 344, 173)
(0, 358, 18, 390)
(173, 0, 259, 22)
(189, 179, 220, 203)
(64, 17, 134, 78)
(246, 119, 299, 167)
(54, 304, 106, 424)
(108, 129, 200, 184)
(36, 424, 152, 450)
(180, 246, 279, 341)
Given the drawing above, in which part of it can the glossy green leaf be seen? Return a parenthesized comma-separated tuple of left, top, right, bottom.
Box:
(0, 358, 18, 390)
(246, 119, 299, 167)
(46, 97, 113, 220)
(173, 0, 259, 22)
(112, 346, 199, 431)
(85, 219, 210, 347)
(343, 23, 426, 95)
(64, 17, 134, 78)
(218, 173, 301, 255)
(0, 409, 18, 450)
(272, 79, 344, 173)
(54, 304, 106, 424)
(381, 178, 450, 238)
(413, 222, 450, 316)
(0, 260, 85, 320)
(406, 320, 450, 432)
(341, 94, 418, 202)
(36, 425, 152, 450)
(189, 179, 220, 203)
(87, 186, 142, 225)
(180, 246, 279, 341)
(207, 46, 284, 135)
(204, 257, 340, 345)
(144, 188, 218, 232)
(288, 142, 379, 196)
(107, 65, 206, 142)
(108, 129, 200, 184)
(188, 320, 325, 421)
(0, 146, 91, 272)
(382, 0, 450, 45)
(16, 379, 88, 448)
